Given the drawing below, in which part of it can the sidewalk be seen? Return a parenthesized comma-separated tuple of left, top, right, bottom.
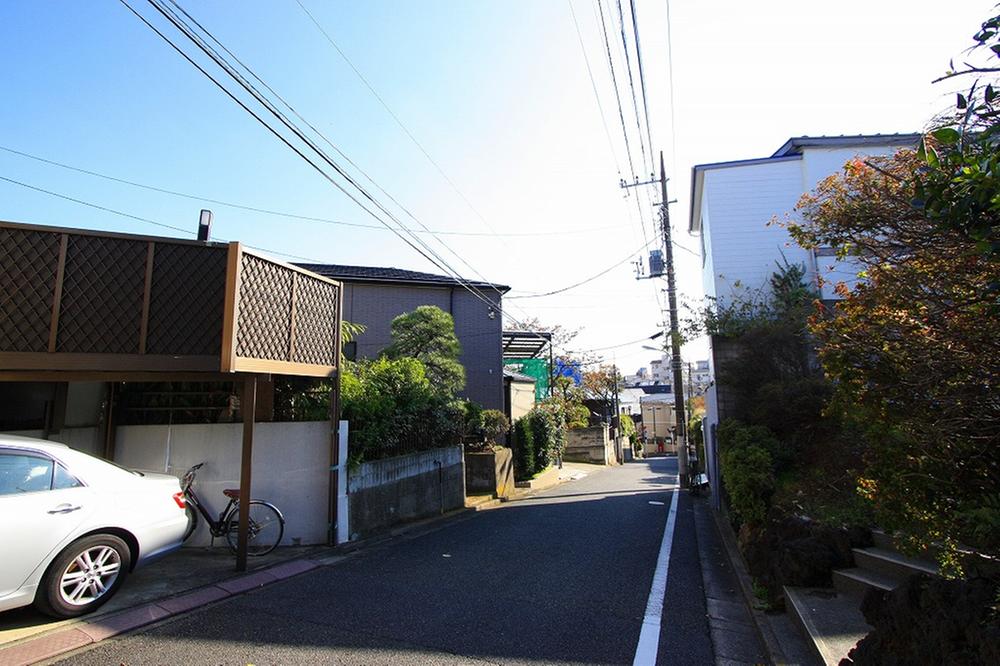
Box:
(0, 553, 328, 666)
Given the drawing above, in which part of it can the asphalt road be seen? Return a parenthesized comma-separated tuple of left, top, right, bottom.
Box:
(55, 457, 760, 665)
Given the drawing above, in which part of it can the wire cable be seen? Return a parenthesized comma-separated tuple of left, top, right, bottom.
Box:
(139, 0, 500, 310)
(0, 173, 322, 262)
(291, 0, 507, 243)
(123, 0, 566, 355)
(154, 0, 587, 355)
(568, 0, 622, 180)
(664, 0, 678, 174)
(614, 0, 652, 177)
(595, 0, 654, 249)
(568, 330, 661, 355)
(507, 237, 656, 299)
(159, 0, 512, 302)
(628, 0, 655, 170)
(0, 145, 616, 238)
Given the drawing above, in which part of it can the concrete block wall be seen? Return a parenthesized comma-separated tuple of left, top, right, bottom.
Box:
(564, 425, 616, 465)
(349, 446, 464, 539)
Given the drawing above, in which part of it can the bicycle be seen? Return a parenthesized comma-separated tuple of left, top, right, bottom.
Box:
(180, 463, 285, 556)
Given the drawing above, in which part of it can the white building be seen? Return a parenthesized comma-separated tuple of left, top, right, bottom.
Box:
(689, 134, 919, 495)
(649, 357, 671, 385)
(623, 367, 649, 387)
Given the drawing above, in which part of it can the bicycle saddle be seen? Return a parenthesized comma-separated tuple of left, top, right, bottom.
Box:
(223, 488, 241, 499)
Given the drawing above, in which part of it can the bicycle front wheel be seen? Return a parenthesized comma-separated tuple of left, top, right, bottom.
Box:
(224, 501, 285, 556)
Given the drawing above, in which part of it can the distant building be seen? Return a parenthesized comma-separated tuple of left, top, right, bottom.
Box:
(649, 357, 671, 385)
(299, 264, 510, 409)
(684, 360, 711, 397)
(503, 368, 537, 423)
(623, 367, 649, 387)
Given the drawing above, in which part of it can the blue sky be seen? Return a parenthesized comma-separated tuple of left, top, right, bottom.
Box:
(1, 0, 994, 368)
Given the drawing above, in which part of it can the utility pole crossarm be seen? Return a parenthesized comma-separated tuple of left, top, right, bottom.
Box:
(620, 177, 663, 189)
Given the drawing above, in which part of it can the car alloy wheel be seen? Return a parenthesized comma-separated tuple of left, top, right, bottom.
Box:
(58, 545, 122, 606)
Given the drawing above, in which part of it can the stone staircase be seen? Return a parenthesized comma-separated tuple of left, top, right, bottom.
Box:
(784, 531, 939, 665)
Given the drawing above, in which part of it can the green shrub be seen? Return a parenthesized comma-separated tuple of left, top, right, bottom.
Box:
(462, 400, 484, 439)
(481, 409, 510, 446)
(526, 409, 559, 471)
(513, 416, 535, 481)
(718, 419, 777, 526)
(620, 413, 637, 444)
(341, 356, 462, 465)
(718, 419, 789, 474)
(749, 377, 833, 460)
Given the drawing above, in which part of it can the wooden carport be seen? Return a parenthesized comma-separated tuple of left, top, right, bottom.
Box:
(0, 221, 343, 571)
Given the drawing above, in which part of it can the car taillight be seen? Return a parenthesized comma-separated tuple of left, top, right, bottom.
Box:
(172, 492, 186, 509)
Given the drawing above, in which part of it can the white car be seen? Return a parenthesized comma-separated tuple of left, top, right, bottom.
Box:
(0, 435, 188, 618)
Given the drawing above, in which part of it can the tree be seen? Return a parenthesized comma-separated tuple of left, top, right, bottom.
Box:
(582, 364, 621, 422)
(788, 148, 1000, 564)
(545, 374, 589, 428)
(924, 12, 1000, 265)
(384, 305, 465, 395)
(504, 316, 580, 348)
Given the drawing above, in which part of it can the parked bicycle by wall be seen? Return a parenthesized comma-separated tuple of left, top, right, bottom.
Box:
(180, 463, 285, 556)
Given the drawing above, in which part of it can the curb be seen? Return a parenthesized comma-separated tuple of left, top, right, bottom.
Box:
(0, 558, 322, 666)
(710, 501, 789, 666)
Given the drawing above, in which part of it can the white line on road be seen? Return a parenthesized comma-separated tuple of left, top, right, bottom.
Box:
(633, 488, 679, 666)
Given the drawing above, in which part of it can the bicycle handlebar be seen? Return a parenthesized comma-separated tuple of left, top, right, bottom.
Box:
(181, 462, 205, 492)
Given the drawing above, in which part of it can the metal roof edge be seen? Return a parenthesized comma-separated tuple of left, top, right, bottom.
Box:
(687, 155, 803, 232)
(296, 263, 510, 294)
(771, 133, 921, 157)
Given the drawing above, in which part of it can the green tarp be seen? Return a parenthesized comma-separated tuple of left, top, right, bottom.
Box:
(503, 358, 550, 402)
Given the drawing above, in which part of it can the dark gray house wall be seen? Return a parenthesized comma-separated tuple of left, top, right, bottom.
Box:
(300, 265, 507, 410)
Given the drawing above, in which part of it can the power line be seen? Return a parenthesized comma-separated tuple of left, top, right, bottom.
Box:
(152, 0, 592, 358)
(595, 0, 654, 249)
(612, 0, 660, 245)
(568, 330, 661, 355)
(290, 0, 508, 244)
(507, 237, 656, 299)
(0, 173, 321, 263)
(664, 0, 678, 174)
(141, 0, 499, 306)
(157, 0, 503, 300)
(568, 0, 622, 180)
(628, 0, 655, 170)
(122, 0, 565, 356)
(614, 0, 652, 177)
(0, 174, 191, 237)
(596, 0, 637, 181)
(0, 145, 616, 238)
(158, 0, 564, 338)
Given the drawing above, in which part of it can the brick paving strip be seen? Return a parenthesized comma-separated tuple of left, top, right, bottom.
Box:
(0, 558, 321, 666)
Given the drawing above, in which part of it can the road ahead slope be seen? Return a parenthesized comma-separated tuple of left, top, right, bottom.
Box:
(59, 457, 721, 665)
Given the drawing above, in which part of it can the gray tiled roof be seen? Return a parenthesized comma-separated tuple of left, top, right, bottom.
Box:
(296, 263, 510, 293)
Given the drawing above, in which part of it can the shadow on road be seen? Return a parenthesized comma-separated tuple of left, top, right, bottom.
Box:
(59, 459, 706, 666)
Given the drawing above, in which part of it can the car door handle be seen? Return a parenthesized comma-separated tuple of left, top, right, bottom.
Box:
(47, 504, 82, 514)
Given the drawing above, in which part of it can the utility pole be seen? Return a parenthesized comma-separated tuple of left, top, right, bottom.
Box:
(621, 152, 689, 486)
